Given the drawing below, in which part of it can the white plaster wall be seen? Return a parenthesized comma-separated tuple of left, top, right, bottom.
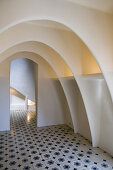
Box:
(77, 75, 113, 155)
(78, 75, 103, 146)
(0, 23, 104, 142)
(1, 40, 102, 137)
(54, 79, 73, 129)
(78, 91, 92, 141)
(0, 0, 113, 103)
(10, 95, 25, 110)
(100, 81, 113, 155)
(0, 60, 10, 131)
(38, 64, 66, 127)
(10, 58, 36, 101)
(62, 76, 91, 140)
(82, 45, 101, 75)
(10, 95, 25, 105)
(60, 77, 79, 132)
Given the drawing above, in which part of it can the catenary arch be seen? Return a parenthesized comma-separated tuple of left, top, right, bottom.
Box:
(0, 24, 103, 147)
(1, 41, 91, 139)
(9, 51, 76, 131)
(0, 0, 113, 101)
(0, 21, 112, 105)
(0, 37, 101, 146)
(9, 52, 71, 127)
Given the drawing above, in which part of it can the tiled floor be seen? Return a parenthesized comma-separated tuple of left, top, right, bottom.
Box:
(0, 110, 113, 170)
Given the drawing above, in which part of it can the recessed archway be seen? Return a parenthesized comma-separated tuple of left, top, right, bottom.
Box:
(0, 25, 103, 147)
(2, 44, 101, 144)
(0, 1, 113, 102)
(10, 58, 37, 127)
(9, 52, 72, 129)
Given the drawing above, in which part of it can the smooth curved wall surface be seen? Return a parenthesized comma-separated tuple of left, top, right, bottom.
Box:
(1, 41, 95, 136)
(0, 60, 10, 131)
(0, 41, 80, 133)
(1, 46, 92, 140)
(82, 45, 101, 75)
(38, 64, 65, 127)
(0, 0, 113, 101)
(100, 81, 113, 155)
(0, 23, 103, 146)
(7, 51, 91, 137)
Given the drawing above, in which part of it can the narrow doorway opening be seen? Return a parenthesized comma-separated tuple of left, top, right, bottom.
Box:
(10, 58, 37, 126)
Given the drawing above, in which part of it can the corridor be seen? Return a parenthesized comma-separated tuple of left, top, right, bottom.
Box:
(0, 111, 113, 170)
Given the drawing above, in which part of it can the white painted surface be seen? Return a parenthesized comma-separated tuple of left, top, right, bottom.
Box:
(0, 0, 113, 106)
(78, 91, 92, 141)
(65, 0, 113, 14)
(78, 75, 103, 146)
(60, 77, 79, 132)
(10, 58, 36, 101)
(0, 60, 10, 131)
(55, 79, 73, 129)
(61, 76, 91, 140)
(38, 64, 66, 127)
(99, 81, 113, 155)
(10, 95, 25, 110)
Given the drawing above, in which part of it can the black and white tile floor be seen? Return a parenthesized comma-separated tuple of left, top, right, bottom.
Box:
(0, 110, 113, 170)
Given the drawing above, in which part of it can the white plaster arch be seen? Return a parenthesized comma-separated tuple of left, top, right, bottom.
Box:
(0, 0, 113, 101)
(9, 52, 69, 128)
(2, 41, 91, 138)
(0, 26, 101, 147)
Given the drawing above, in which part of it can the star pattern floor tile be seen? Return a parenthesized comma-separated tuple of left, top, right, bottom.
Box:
(0, 110, 113, 170)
